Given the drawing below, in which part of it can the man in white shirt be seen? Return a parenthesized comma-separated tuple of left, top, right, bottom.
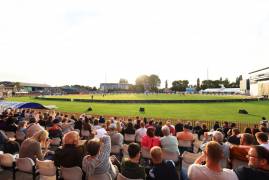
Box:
(135, 122, 147, 143)
(188, 141, 238, 180)
(160, 126, 179, 153)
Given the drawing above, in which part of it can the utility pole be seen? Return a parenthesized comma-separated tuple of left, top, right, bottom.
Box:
(207, 68, 209, 80)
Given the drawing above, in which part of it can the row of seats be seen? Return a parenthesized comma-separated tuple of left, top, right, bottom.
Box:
(0, 151, 145, 180)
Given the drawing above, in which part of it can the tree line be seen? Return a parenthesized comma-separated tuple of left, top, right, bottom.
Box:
(125, 74, 243, 92)
(62, 74, 243, 93)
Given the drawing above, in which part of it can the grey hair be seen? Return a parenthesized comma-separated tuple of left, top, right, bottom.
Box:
(161, 126, 170, 136)
(213, 131, 224, 143)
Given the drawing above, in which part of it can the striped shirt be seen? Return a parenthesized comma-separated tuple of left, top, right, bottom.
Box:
(82, 135, 115, 179)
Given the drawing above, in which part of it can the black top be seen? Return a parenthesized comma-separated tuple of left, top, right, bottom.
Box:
(74, 120, 82, 130)
(48, 128, 63, 139)
(175, 123, 183, 133)
(124, 127, 136, 134)
(228, 135, 240, 145)
(54, 144, 84, 168)
(149, 160, 179, 180)
(193, 126, 202, 137)
(121, 160, 146, 179)
(234, 166, 269, 180)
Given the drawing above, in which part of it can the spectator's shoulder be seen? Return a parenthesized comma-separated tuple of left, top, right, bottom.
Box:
(165, 160, 175, 167)
(188, 163, 202, 170)
(234, 166, 251, 180)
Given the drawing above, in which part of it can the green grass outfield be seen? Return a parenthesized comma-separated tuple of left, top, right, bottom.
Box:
(44, 94, 248, 100)
(6, 96, 269, 124)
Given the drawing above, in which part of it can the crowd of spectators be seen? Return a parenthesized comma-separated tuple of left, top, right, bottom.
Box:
(0, 108, 269, 180)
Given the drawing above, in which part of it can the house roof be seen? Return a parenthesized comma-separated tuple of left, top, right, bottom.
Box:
(249, 67, 269, 74)
(19, 82, 50, 88)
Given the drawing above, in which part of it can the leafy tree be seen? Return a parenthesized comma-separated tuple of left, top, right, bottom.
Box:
(119, 78, 128, 84)
(201, 80, 221, 89)
(135, 75, 149, 91)
(223, 78, 230, 87)
(135, 74, 161, 92)
(235, 75, 243, 88)
(148, 74, 161, 92)
(171, 80, 189, 91)
(196, 78, 200, 90)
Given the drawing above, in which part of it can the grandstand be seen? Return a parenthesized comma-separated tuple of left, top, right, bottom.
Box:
(248, 67, 269, 97)
(0, 108, 268, 180)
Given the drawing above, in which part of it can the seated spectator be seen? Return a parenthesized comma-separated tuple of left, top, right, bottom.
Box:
(48, 119, 63, 139)
(228, 128, 241, 145)
(83, 135, 118, 179)
(175, 121, 183, 133)
(255, 132, 269, 150)
(134, 117, 141, 130)
(145, 120, 155, 130)
(93, 118, 101, 130)
(251, 124, 260, 136)
(0, 130, 9, 151)
(244, 127, 252, 134)
(105, 120, 112, 131)
(199, 123, 209, 139)
(177, 124, 194, 141)
(165, 120, 175, 136)
(5, 117, 18, 132)
(259, 124, 269, 133)
(160, 126, 179, 153)
(121, 143, 145, 179)
(260, 116, 268, 127)
(201, 131, 229, 168)
(123, 122, 135, 135)
(74, 118, 83, 131)
(0, 118, 7, 130)
(188, 141, 238, 180)
(54, 131, 84, 168)
(45, 115, 53, 128)
(230, 133, 254, 162)
(135, 122, 147, 143)
(193, 121, 202, 137)
(213, 121, 220, 131)
(19, 130, 50, 161)
(26, 117, 44, 138)
(3, 139, 20, 154)
(148, 146, 179, 180)
(94, 125, 107, 139)
(187, 121, 193, 130)
(116, 121, 122, 133)
(81, 118, 94, 140)
(61, 117, 75, 134)
(234, 145, 269, 180)
(108, 124, 123, 147)
(141, 127, 160, 150)
(16, 121, 27, 134)
(38, 114, 46, 127)
(222, 121, 230, 138)
(15, 121, 27, 142)
(154, 121, 163, 137)
(99, 115, 105, 124)
(227, 123, 237, 137)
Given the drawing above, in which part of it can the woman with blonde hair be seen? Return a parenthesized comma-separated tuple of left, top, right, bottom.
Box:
(116, 121, 122, 133)
(19, 130, 50, 161)
(54, 131, 84, 168)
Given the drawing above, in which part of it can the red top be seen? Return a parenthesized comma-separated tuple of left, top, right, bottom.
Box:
(141, 135, 161, 149)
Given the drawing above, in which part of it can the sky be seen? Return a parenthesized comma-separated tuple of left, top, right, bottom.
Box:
(0, 0, 269, 88)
